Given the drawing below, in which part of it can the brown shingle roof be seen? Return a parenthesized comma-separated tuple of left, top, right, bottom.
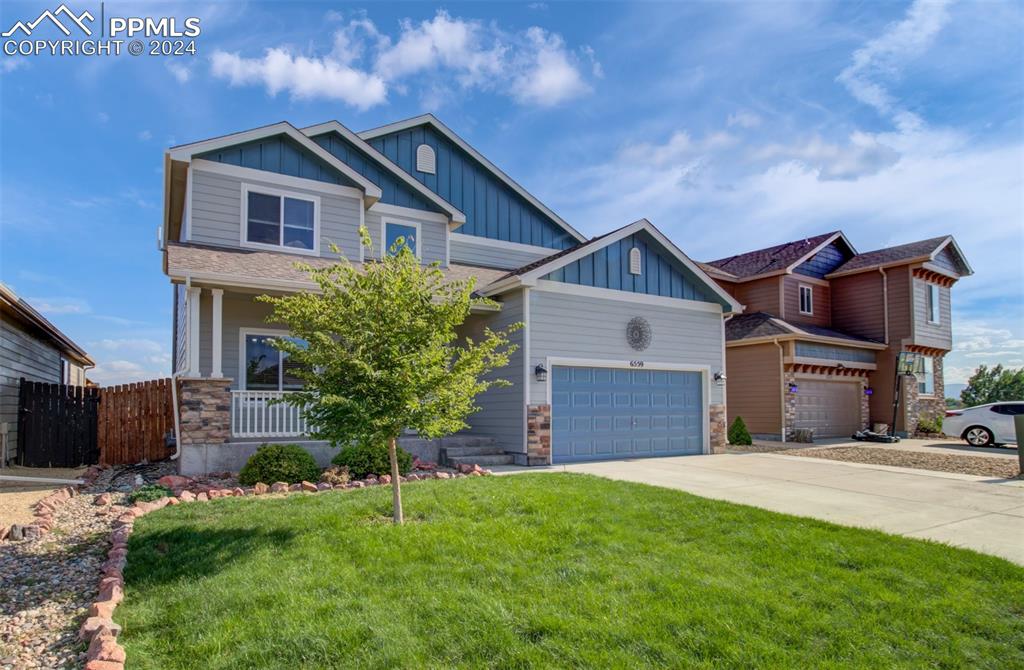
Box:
(828, 236, 949, 276)
(726, 312, 883, 346)
(165, 242, 509, 291)
(707, 232, 840, 279)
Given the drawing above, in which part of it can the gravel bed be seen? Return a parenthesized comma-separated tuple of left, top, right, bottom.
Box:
(783, 446, 1021, 479)
(0, 490, 127, 669)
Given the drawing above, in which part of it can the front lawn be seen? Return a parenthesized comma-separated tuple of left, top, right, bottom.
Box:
(118, 474, 1024, 669)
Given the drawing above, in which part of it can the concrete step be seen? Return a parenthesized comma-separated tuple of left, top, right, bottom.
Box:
(447, 454, 515, 466)
(442, 445, 508, 458)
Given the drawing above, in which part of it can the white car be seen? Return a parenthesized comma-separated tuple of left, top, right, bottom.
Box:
(944, 402, 1023, 446)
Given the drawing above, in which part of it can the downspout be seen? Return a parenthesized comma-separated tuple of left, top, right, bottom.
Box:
(169, 275, 190, 461)
(879, 267, 889, 344)
(774, 338, 786, 443)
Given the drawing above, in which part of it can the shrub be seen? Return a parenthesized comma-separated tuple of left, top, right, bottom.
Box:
(916, 414, 943, 434)
(728, 416, 753, 446)
(332, 442, 413, 479)
(129, 484, 172, 503)
(239, 443, 320, 486)
(319, 465, 350, 486)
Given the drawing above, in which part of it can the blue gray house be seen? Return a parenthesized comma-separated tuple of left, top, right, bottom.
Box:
(160, 115, 740, 474)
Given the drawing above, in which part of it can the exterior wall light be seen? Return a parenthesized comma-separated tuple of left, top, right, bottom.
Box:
(864, 388, 874, 396)
(534, 364, 548, 382)
(714, 372, 726, 385)
(788, 383, 799, 393)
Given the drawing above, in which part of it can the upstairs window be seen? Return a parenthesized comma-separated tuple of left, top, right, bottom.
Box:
(927, 284, 940, 324)
(416, 144, 436, 174)
(384, 220, 419, 258)
(917, 356, 934, 396)
(243, 185, 319, 254)
(799, 284, 813, 315)
(629, 247, 642, 275)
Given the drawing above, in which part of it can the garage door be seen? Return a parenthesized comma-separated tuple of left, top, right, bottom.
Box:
(551, 366, 703, 463)
(793, 380, 861, 438)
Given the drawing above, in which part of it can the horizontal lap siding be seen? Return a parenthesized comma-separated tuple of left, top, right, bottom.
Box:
(528, 290, 724, 406)
(831, 272, 885, 342)
(449, 234, 551, 269)
(912, 279, 952, 350)
(190, 168, 363, 260)
(198, 292, 280, 389)
(734, 276, 781, 315)
(724, 344, 781, 436)
(784, 276, 831, 328)
(365, 210, 447, 266)
(1, 318, 62, 459)
(457, 291, 526, 452)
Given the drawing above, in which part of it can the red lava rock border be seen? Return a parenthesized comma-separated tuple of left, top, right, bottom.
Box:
(0, 464, 107, 543)
(79, 464, 493, 670)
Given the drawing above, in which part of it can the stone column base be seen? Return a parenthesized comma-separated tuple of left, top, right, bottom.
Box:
(526, 404, 551, 465)
(710, 403, 727, 454)
(178, 378, 232, 448)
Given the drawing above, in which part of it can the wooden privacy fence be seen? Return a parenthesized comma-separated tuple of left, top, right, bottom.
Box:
(97, 379, 175, 465)
(17, 378, 175, 467)
(17, 381, 100, 467)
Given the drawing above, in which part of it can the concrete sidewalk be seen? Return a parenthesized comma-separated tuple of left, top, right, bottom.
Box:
(496, 453, 1024, 565)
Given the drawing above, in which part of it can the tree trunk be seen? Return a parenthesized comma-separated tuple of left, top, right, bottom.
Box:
(388, 436, 404, 524)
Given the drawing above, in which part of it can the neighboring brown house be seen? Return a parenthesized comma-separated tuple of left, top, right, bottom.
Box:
(0, 283, 94, 463)
(701, 232, 972, 440)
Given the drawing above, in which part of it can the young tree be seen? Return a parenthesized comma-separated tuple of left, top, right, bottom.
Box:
(960, 364, 1024, 407)
(260, 229, 520, 523)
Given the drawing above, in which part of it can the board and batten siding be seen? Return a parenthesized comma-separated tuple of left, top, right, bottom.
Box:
(527, 289, 725, 407)
(1, 317, 62, 459)
(912, 278, 952, 350)
(449, 233, 551, 269)
(724, 343, 782, 437)
(457, 290, 526, 453)
(364, 208, 448, 266)
(189, 167, 363, 261)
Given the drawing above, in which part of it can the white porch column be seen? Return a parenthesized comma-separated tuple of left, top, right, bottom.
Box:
(211, 288, 224, 378)
(187, 286, 201, 376)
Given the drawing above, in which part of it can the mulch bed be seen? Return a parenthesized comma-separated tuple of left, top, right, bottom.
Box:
(781, 446, 1021, 479)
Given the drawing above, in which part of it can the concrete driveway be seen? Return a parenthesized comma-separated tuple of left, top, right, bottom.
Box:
(500, 453, 1024, 565)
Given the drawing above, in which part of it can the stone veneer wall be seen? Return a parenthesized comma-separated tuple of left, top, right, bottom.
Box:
(782, 371, 871, 441)
(178, 378, 232, 446)
(709, 403, 727, 453)
(525, 404, 551, 466)
(906, 356, 945, 435)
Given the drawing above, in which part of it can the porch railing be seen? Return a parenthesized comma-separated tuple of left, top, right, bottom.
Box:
(230, 391, 309, 439)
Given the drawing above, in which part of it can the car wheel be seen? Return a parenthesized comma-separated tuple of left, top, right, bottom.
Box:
(964, 426, 994, 447)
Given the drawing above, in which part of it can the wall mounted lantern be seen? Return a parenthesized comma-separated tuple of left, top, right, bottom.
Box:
(714, 371, 727, 385)
(534, 364, 548, 382)
(788, 383, 799, 393)
(864, 388, 874, 396)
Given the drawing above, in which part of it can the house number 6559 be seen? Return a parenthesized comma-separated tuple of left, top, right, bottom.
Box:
(629, 360, 645, 368)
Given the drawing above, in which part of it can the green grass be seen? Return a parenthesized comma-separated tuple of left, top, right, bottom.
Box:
(117, 474, 1024, 669)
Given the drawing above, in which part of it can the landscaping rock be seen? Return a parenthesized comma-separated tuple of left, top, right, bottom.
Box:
(156, 475, 192, 489)
(87, 633, 127, 662)
(379, 475, 392, 484)
(317, 482, 332, 491)
(94, 493, 113, 506)
(179, 490, 196, 502)
(232, 487, 245, 496)
(84, 660, 125, 670)
(254, 482, 270, 495)
(196, 492, 209, 502)
(288, 483, 302, 492)
(301, 481, 318, 492)
(270, 482, 289, 493)
(79, 616, 122, 641)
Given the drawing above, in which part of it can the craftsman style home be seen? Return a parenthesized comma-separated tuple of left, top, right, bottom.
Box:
(701, 232, 972, 440)
(161, 115, 739, 473)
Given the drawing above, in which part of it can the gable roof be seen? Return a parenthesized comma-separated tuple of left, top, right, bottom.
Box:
(358, 114, 587, 244)
(725, 312, 885, 349)
(705, 231, 853, 282)
(484, 218, 742, 312)
(167, 121, 384, 202)
(301, 120, 465, 226)
(827, 235, 974, 278)
(0, 283, 94, 366)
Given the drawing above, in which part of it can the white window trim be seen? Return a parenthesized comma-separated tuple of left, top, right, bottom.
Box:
(798, 284, 814, 315)
(381, 217, 422, 260)
(927, 283, 940, 324)
(918, 355, 935, 397)
(240, 183, 321, 256)
(239, 327, 296, 391)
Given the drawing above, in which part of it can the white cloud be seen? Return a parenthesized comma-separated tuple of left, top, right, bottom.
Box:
(209, 10, 595, 109)
(837, 0, 953, 132)
(512, 28, 591, 106)
(28, 297, 91, 315)
(96, 111, 109, 123)
(754, 132, 900, 180)
(211, 48, 388, 109)
(727, 111, 761, 128)
(137, 130, 152, 141)
(89, 338, 165, 354)
(166, 61, 191, 83)
(2, 59, 26, 74)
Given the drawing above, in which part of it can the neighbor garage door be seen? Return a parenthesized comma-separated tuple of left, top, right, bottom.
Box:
(551, 366, 703, 463)
(793, 380, 861, 438)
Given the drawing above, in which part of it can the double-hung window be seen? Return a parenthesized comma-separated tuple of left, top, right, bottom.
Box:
(243, 185, 319, 254)
(917, 356, 934, 396)
(798, 284, 813, 315)
(383, 220, 420, 258)
(927, 284, 940, 324)
(242, 331, 307, 391)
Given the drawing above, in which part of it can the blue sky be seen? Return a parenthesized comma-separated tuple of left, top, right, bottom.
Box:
(0, 0, 1021, 387)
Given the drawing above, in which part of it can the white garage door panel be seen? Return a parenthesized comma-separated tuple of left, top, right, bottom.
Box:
(794, 380, 861, 438)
